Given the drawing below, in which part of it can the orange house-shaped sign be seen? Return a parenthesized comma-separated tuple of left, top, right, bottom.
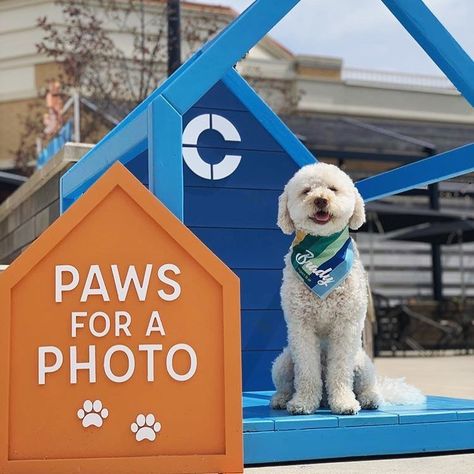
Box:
(0, 163, 243, 474)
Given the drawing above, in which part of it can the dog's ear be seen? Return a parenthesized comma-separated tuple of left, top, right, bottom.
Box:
(349, 187, 366, 230)
(277, 188, 295, 235)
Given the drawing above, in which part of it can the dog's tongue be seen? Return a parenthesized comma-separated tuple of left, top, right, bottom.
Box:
(314, 211, 330, 223)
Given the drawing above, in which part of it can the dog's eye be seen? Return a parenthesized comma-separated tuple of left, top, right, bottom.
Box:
(329, 186, 337, 192)
(301, 187, 311, 195)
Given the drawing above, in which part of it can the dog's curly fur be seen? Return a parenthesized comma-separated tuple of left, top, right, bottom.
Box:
(271, 163, 424, 416)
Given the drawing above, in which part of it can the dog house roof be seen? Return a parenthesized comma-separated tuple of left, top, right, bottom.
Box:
(60, 0, 474, 220)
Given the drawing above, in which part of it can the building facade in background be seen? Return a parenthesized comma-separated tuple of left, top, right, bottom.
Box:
(1, 0, 474, 301)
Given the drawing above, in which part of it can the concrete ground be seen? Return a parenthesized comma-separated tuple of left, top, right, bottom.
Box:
(245, 356, 474, 474)
(375, 355, 474, 399)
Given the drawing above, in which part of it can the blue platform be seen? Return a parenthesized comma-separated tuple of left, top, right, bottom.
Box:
(243, 392, 474, 464)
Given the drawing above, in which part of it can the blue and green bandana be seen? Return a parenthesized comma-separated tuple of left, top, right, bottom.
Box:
(290, 226, 354, 299)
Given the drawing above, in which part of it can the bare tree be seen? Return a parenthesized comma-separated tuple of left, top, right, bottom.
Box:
(14, 0, 222, 171)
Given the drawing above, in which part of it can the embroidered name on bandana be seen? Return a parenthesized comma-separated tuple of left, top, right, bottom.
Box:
(291, 226, 354, 299)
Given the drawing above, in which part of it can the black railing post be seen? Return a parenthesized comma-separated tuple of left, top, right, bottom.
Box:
(167, 0, 181, 76)
(429, 182, 443, 301)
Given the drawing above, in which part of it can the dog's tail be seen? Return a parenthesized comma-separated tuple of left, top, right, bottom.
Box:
(377, 376, 426, 406)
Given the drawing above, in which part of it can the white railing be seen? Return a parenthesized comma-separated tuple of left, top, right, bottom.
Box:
(342, 67, 456, 91)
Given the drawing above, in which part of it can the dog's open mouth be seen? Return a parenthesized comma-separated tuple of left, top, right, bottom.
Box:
(310, 211, 331, 224)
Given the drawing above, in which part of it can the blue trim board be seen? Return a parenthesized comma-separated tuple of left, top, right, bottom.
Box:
(243, 392, 474, 464)
(381, 0, 474, 105)
(147, 96, 184, 220)
(357, 143, 474, 202)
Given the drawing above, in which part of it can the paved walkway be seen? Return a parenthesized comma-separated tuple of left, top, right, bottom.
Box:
(375, 355, 474, 399)
(245, 356, 474, 474)
(245, 453, 474, 473)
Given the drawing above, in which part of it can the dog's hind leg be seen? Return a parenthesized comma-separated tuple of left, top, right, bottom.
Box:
(270, 347, 294, 409)
(353, 348, 382, 410)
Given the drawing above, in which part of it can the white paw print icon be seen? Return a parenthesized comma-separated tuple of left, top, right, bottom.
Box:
(77, 400, 109, 428)
(131, 414, 162, 441)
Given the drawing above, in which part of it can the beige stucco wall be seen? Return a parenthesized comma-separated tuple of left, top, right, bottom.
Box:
(0, 61, 64, 169)
(0, 97, 41, 169)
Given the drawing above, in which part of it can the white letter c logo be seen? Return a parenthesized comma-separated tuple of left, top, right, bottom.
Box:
(182, 114, 242, 180)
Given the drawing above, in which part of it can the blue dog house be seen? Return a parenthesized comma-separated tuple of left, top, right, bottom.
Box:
(59, 0, 474, 465)
(123, 73, 313, 391)
(182, 76, 316, 391)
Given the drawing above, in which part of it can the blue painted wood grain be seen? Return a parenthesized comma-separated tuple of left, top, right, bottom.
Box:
(241, 310, 286, 351)
(185, 187, 281, 228)
(234, 269, 282, 310)
(125, 149, 149, 186)
(183, 149, 300, 189)
(274, 416, 338, 431)
(190, 228, 289, 269)
(243, 418, 275, 432)
(337, 411, 398, 427)
(457, 410, 474, 421)
(241, 351, 280, 391)
(193, 81, 247, 111)
(396, 411, 457, 424)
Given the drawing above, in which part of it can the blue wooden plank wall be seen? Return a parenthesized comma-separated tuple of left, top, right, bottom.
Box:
(183, 81, 300, 391)
(125, 149, 149, 187)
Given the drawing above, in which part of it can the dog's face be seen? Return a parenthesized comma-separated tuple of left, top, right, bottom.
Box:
(277, 163, 365, 237)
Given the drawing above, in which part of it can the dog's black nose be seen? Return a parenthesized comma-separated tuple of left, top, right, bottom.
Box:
(315, 197, 328, 208)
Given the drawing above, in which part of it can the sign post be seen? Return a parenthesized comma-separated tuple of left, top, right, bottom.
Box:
(0, 163, 243, 473)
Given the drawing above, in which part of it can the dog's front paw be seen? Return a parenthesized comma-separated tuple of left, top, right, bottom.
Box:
(270, 392, 292, 410)
(330, 393, 361, 415)
(286, 395, 318, 415)
(357, 390, 382, 410)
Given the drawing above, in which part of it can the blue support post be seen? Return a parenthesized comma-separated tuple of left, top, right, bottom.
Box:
(357, 143, 474, 202)
(148, 96, 184, 220)
(381, 0, 474, 105)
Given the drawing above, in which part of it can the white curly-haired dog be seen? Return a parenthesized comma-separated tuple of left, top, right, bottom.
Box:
(271, 162, 424, 415)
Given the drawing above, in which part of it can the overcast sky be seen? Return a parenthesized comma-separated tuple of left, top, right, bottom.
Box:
(197, 0, 473, 76)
